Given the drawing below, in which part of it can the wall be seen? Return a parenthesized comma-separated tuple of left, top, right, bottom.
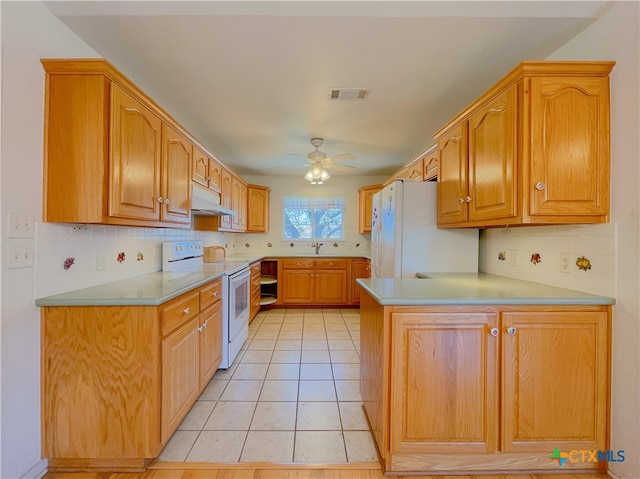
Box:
(482, 2, 640, 477)
(240, 175, 385, 257)
(0, 3, 235, 477)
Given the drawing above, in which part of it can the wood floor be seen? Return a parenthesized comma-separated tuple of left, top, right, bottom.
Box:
(43, 463, 611, 479)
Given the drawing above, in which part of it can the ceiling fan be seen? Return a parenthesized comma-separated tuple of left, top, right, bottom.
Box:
(300, 138, 356, 173)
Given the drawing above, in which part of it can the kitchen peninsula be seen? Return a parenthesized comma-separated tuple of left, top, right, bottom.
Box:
(357, 273, 614, 475)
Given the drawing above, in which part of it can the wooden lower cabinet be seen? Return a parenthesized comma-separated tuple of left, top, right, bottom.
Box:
(280, 258, 348, 306)
(249, 260, 261, 321)
(161, 316, 200, 444)
(360, 293, 611, 474)
(199, 300, 223, 389)
(41, 278, 223, 472)
(350, 258, 371, 305)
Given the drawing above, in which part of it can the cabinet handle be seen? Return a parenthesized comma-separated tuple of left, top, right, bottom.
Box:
(490, 327, 499, 337)
(197, 325, 204, 333)
(457, 197, 464, 205)
(507, 327, 516, 336)
(203, 319, 210, 328)
(212, 291, 218, 297)
(164, 198, 170, 204)
(183, 307, 190, 315)
(535, 182, 546, 191)
(465, 196, 472, 203)
(157, 196, 164, 203)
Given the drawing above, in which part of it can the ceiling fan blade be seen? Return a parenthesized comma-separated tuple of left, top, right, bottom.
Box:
(323, 163, 356, 172)
(324, 153, 355, 163)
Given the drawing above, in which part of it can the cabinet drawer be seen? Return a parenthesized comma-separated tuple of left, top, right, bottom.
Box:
(199, 279, 222, 311)
(162, 291, 200, 336)
(282, 258, 314, 269)
(251, 262, 261, 275)
(251, 274, 261, 292)
(315, 259, 348, 270)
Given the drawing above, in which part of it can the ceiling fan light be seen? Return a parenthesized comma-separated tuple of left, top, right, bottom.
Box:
(311, 165, 323, 178)
(304, 169, 314, 181)
(320, 169, 330, 181)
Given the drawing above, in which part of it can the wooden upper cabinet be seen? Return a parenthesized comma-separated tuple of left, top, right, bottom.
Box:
(192, 146, 209, 188)
(231, 175, 246, 232)
(437, 123, 468, 225)
(468, 86, 518, 222)
(247, 184, 270, 233)
(529, 76, 610, 217)
(423, 148, 439, 181)
(358, 184, 382, 233)
(219, 169, 233, 230)
(192, 145, 222, 193)
(109, 84, 163, 222)
(161, 124, 192, 225)
(434, 61, 614, 228)
(208, 159, 222, 192)
(42, 59, 208, 228)
(405, 160, 424, 181)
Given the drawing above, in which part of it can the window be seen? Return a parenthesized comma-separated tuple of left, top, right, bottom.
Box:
(283, 196, 344, 239)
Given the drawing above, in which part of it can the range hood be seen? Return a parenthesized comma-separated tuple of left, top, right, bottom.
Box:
(191, 185, 234, 216)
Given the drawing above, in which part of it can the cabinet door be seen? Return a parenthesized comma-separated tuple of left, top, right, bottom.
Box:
(109, 84, 162, 221)
(529, 77, 610, 216)
(247, 185, 270, 233)
(281, 269, 314, 304)
(161, 317, 200, 444)
(238, 182, 248, 231)
(468, 86, 518, 222)
(437, 124, 468, 225)
(161, 124, 192, 225)
(350, 259, 370, 304)
(192, 145, 209, 188)
(390, 312, 498, 455)
(423, 149, 439, 181)
(502, 311, 608, 453)
(405, 160, 424, 181)
(199, 301, 222, 390)
(358, 185, 382, 233)
(315, 269, 348, 305)
(208, 158, 222, 192)
(219, 169, 233, 230)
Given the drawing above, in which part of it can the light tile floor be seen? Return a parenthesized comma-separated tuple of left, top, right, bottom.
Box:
(158, 308, 378, 464)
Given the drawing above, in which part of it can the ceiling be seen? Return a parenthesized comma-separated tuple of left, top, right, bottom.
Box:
(44, 1, 614, 178)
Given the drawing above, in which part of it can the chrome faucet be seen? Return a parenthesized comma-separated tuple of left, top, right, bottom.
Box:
(314, 242, 323, 254)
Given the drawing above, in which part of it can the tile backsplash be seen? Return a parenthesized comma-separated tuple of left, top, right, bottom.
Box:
(481, 223, 617, 298)
(35, 222, 233, 298)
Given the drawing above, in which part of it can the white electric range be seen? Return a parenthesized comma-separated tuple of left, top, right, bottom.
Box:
(162, 241, 250, 368)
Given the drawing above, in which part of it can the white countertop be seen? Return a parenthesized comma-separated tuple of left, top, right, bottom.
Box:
(34, 253, 369, 307)
(357, 273, 615, 306)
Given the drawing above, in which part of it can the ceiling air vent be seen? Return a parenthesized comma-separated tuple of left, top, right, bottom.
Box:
(329, 88, 370, 101)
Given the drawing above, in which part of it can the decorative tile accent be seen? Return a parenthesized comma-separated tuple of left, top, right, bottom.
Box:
(136, 251, 144, 261)
(498, 251, 507, 261)
(117, 252, 126, 263)
(62, 257, 75, 270)
(576, 256, 592, 271)
(530, 253, 541, 265)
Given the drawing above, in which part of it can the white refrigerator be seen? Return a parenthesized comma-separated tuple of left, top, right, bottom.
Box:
(370, 180, 479, 279)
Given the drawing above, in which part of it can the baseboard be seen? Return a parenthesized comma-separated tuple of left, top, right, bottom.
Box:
(20, 459, 48, 479)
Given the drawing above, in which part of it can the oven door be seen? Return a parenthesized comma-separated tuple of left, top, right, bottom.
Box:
(227, 267, 250, 362)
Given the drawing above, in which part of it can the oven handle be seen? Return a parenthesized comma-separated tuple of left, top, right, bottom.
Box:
(228, 267, 251, 283)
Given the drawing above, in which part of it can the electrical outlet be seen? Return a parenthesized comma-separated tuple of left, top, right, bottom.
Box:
(8, 213, 34, 238)
(7, 241, 34, 269)
(71, 224, 88, 234)
(559, 255, 571, 273)
(509, 250, 518, 267)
